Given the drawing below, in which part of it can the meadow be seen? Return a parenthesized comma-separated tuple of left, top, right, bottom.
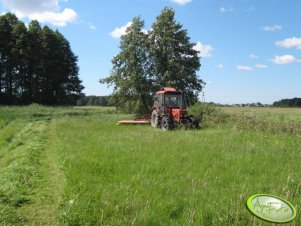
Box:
(0, 105, 300, 226)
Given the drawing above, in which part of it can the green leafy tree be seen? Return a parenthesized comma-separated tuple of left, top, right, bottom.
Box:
(101, 8, 203, 114)
(100, 17, 153, 114)
(149, 7, 203, 104)
(273, 98, 301, 107)
(87, 96, 96, 106)
(93, 97, 100, 106)
(76, 97, 85, 106)
(99, 96, 109, 106)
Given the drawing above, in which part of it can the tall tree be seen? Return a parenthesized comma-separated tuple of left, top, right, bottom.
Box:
(40, 26, 59, 104)
(11, 21, 29, 103)
(101, 8, 204, 113)
(54, 31, 83, 105)
(39, 27, 83, 105)
(101, 17, 152, 114)
(0, 13, 84, 105)
(0, 13, 18, 104)
(28, 20, 44, 103)
(149, 7, 203, 104)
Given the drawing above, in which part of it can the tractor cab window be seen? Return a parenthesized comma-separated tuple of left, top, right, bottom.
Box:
(164, 94, 184, 108)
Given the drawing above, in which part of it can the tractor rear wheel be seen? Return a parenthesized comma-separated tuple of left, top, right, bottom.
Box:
(151, 110, 159, 128)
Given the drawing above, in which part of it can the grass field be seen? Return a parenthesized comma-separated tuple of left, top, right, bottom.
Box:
(0, 105, 300, 225)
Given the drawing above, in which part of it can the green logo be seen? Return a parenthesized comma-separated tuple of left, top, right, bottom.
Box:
(247, 194, 296, 223)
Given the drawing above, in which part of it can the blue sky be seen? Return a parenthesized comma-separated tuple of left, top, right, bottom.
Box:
(1, 0, 300, 104)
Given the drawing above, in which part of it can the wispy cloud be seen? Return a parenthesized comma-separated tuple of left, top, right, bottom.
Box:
(249, 54, 259, 59)
(217, 64, 224, 69)
(255, 64, 267, 69)
(2, 0, 77, 26)
(237, 65, 253, 71)
(193, 42, 213, 57)
(110, 21, 132, 38)
(271, 55, 298, 64)
(261, 24, 282, 32)
(88, 22, 96, 30)
(275, 37, 301, 50)
(220, 7, 234, 13)
(237, 63, 267, 71)
(171, 0, 192, 5)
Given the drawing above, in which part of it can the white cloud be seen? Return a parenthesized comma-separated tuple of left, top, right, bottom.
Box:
(3, 0, 58, 15)
(255, 64, 267, 69)
(110, 22, 132, 39)
(237, 65, 253, 71)
(2, 0, 77, 26)
(29, 8, 76, 27)
(193, 42, 213, 58)
(217, 64, 224, 68)
(271, 55, 298, 64)
(220, 7, 234, 13)
(261, 24, 282, 32)
(275, 37, 301, 50)
(171, 0, 192, 5)
(249, 54, 259, 59)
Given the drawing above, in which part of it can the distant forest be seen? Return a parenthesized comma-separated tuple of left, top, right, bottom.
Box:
(273, 98, 301, 107)
(0, 13, 84, 105)
(77, 96, 110, 106)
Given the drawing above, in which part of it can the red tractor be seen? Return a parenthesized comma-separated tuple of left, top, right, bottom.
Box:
(150, 87, 199, 131)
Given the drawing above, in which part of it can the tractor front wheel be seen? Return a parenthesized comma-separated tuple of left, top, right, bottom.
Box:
(161, 116, 173, 131)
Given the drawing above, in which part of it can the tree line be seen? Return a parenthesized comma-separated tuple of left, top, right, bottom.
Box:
(77, 95, 110, 106)
(273, 98, 301, 107)
(100, 7, 204, 114)
(0, 13, 84, 105)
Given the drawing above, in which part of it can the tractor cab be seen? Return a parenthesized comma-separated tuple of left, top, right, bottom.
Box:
(153, 87, 186, 109)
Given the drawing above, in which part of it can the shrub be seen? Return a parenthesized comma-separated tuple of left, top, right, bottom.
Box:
(188, 102, 230, 128)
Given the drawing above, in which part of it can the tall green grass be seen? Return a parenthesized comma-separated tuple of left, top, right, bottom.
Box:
(0, 106, 300, 225)
(189, 103, 301, 135)
(55, 110, 301, 225)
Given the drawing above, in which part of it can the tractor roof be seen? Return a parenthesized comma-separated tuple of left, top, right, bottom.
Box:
(156, 87, 181, 94)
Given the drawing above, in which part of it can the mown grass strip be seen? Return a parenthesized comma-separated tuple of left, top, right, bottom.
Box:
(0, 120, 64, 225)
(0, 119, 25, 147)
(19, 119, 65, 225)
